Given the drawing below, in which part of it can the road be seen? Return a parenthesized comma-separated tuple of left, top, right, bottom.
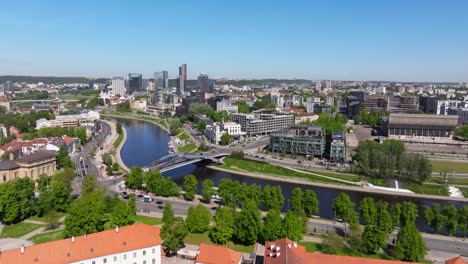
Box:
(131, 195, 468, 256)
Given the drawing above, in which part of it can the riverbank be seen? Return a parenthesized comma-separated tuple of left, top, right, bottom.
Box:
(115, 125, 129, 172)
(209, 166, 468, 202)
(104, 119, 130, 172)
(100, 111, 170, 133)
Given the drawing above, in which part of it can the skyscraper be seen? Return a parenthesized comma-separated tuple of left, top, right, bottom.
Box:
(111, 77, 126, 96)
(197, 73, 212, 93)
(315, 81, 322, 92)
(176, 64, 187, 95)
(128, 73, 143, 94)
(154, 71, 169, 89)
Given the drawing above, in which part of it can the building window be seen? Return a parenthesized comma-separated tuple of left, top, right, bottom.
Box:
(92, 262, 95, 264)
(143, 250, 146, 255)
(152, 248, 155, 254)
(133, 252, 136, 258)
(2, 175, 6, 182)
(152, 259, 156, 264)
(103, 258, 107, 263)
(143, 261, 147, 264)
(123, 254, 127, 260)
(114, 256, 117, 262)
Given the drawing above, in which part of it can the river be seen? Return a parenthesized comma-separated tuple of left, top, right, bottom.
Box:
(113, 118, 467, 233)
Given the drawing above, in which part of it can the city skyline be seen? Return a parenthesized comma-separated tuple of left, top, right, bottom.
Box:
(1, 0, 467, 82)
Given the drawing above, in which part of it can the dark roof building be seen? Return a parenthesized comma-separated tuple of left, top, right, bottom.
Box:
(382, 113, 458, 138)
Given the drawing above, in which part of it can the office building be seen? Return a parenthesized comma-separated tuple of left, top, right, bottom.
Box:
(347, 96, 361, 119)
(381, 113, 458, 139)
(231, 113, 293, 136)
(330, 131, 346, 163)
(0, 224, 161, 264)
(388, 95, 419, 113)
(269, 125, 326, 157)
(128, 73, 143, 94)
(448, 108, 468, 125)
(292, 95, 303, 106)
(111, 77, 126, 96)
(216, 100, 238, 114)
(177, 64, 187, 95)
(313, 104, 332, 115)
(364, 95, 388, 112)
(154, 71, 169, 89)
(419, 95, 439, 114)
(4, 81, 12, 91)
(198, 73, 212, 93)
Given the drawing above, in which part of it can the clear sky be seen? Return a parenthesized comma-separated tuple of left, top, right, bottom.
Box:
(1, 0, 467, 82)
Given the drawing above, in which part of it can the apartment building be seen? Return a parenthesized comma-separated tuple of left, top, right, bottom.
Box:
(231, 113, 293, 136)
(330, 131, 346, 163)
(269, 125, 326, 157)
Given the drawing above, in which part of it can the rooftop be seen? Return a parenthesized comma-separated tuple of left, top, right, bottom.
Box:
(196, 244, 243, 264)
(0, 223, 161, 264)
(0, 160, 20, 171)
(15, 150, 56, 163)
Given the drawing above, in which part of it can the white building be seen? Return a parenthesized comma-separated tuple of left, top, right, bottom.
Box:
(0, 224, 161, 264)
(325, 97, 334, 106)
(216, 100, 238, 114)
(315, 81, 322, 92)
(111, 77, 126, 96)
(271, 95, 284, 108)
(36, 111, 100, 130)
(292, 95, 303, 106)
(205, 121, 244, 144)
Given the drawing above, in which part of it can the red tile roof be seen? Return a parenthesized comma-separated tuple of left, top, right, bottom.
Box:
(0, 223, 161, 264)
(62, 135, 74, 144)
(264, 239, 418, 264)
(446, 256, 467, 264)
(196, 244, 243, 264)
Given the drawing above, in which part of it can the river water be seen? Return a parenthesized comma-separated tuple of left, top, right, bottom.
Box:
(114, 118, 467, 233)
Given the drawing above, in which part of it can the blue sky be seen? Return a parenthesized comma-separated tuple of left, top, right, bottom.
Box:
(1, 0, 467, 81)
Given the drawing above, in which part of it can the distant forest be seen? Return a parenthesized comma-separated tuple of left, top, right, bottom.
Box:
(0, 76, 109, 84)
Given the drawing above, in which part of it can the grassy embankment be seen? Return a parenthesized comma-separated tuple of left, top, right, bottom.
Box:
(0, 222, 43, 238)
(430, 160, 468, 174)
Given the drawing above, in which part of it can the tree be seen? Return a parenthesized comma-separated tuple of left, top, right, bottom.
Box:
(459, 205, 468, 239)
(303, 190, 319, 217)
(424, 203, 444, 232)
(201, 179, 215, 203)
(162, 203, 175, 226)
(262, 210, 285, 242)
(230, 150, 244, 159)
(111, 200, 135, 227)
(162, 216, 188, 256)
(283, 211, 306, 241)
(220, 133, 231, 146)
(400, 201, 418, 227)
(144, 170, 162, 194)
(189, 103, 214, 116)
(235, 200, 262, 245)
(1, 151, 10, 160)
(218, 178, 239, 206)
(361, 225, 386, 254)
(168, 118, 181, 135)
(81, 174, 97, 197)
(289, 187, 304, 216)
(125, 166, 144, 189)
(160, 177, 180, 197)
(116, 122, 123, 134)
(186, 204, 211, 233)
(50, 173, 72, 212)
(57, 146, 73, 168)
(332, 193, 358, 236)
(64, 190, 105, 237)
(395, 223, 427, 262)
(86, 97, 104, 109)
(0, 178, 36, 224)
(196, 120, 207, 133)
(183, 174, 198, 201)
(262, 185, 284, 212)
(102, 153, 113, 166)
(442, 205, 458, 236)
(44, 210, 61, 230)
(359, 197, 377, 225)
(116, 101, 131, 112)
(235, 101, 250, 113)
(112, 163, 119, 172)
(210, 207, 235, 244)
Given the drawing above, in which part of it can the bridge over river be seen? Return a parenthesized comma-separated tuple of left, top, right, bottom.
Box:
(144, 152, 229, 172)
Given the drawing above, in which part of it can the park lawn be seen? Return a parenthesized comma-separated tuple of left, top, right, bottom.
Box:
(135, 215, 162, 225)
(178, 131, 190, 141)
(302, 169, 362, 182)
(30, 229, 65, 244)
(184, 232, 254, 253)
(178, 143, 197, 153)
(27, 212, 67, 222)
(404, 183, 449, 196)
(430, 160, 468, 173)
(1, 222, 43, 238)
(427, 177, 468, 186)
(113, 133, 124, 148)
(220, 157, 353, 186)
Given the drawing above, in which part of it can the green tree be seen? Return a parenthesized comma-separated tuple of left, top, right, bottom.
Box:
(361, 225, 386, 254)
(189, 103, 214, 116)
(50, 173, 73, 212)
(196, 120, 207, 132)
(81, 174, 97, 197)
(112, 163, 120, 172)
(64, 190, 105, 237)
(111, 200, 135, 227)
(183, 174, 198, 201)
(262, 210, 285, 242)
(424, 203, 444, 232)
(359, 197, 377, 225)
(201, 179, 215, 203)
(160, 177, 181, 197)
(395, 223, 427, 262)
(1, 151, 10, 160)
(261, 185, 284, 211)
(116, 101, 131, 112)
(125, 166, 144, 189)
(303, 190, 319, 217)
(442, 205, 458, 236)
(57, 146, 73, 168)
(289, 187, 304, 216)
(235, 101, 250, 113)
(186, 204, 211, 233)
(332, 193, 358, 236)
(235, 200, 262, 245)
(162, 217, 188, 256)
(458, 205, 468, 239)
(0, 178, 36, 223)
(102, 153, 113, 166)
(283, 211, 306, 242)
(162, 203, 175, 226)
(144, 170, 162, 194)
(220, 133, 231, 145)
(400, 202, 418, 227)
(116, 122, 123, 134)
(210, 207, 236, 244)
(218, 178, 238, 206)
(44, 210, 61, 230)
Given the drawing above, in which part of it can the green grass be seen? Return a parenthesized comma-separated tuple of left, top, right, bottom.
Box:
(184, 232, 254, 253)
(298, 242, 323, 252)
(27, 212, 67, 222)
(178, 131, 190, 141)
(430, 160, 468, 173)
(427, 177, 468, 186)
(135, 215, 162, 225)
(113, 133, 124, 148)
(29, 229, 65, 244)
(459, 187, 468, 198)
(404, 183, 449, 196)
(1, 222, 43, 238)
(367, 178, 390, 187)
(302, 169, 362, 182)
(219, 157, 354, 186)
(178, 143, 197, 153)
